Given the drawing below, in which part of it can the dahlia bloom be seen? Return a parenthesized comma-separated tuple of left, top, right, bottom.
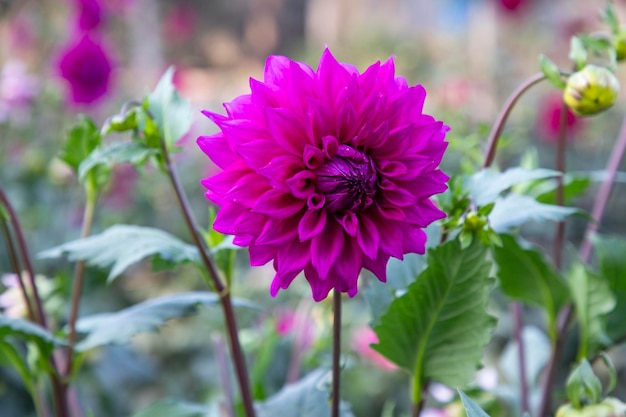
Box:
(198, 48, 449, 301)
(58, 33, 112, 105)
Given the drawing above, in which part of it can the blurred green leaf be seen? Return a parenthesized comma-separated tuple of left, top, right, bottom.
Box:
(74, 292, 257, 351)
(533, 174, 591, 205)
(131, 399, 215, 417)
(489, 194, 581, 233)
(38, 225, 201, 283)
(493, 234, 570, 340)
(592, 234, 626, 342)
(568, 263, 615, 360)
(566, 359, 602, 408)
(101, 107, 139, 136)
(539, 55, 566, 89)
(146, 67, 193, 150)
(0, 316, 66, 356)
(78, 141, 157, 183)
(59, 116, 101, 173)
(603, 2, 621, 33)
(256, 369, 354, 417)
(372, 240, 496, 404)
(468, 167, 561, 207)
(458, 390, 492, 417)
(569, 36, 588, 70)
(0, 340, 33, 385)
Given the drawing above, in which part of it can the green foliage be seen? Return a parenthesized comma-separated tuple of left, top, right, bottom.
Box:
(493, 234, 570, 340)
(539, 54, 567, 89)
(592, 234, 626, 342)
(38, 225, 201, 283)
(488, 194, 581, 233)
(458, 390, 492, 417)
(130, 400, 214, 417)
(0, 316, 66, 355)
(603, 2, 621, 33)
(533, 174, 591, 205)
(568, 263, 615, 360)
(59, 116, 102, 173)
(569, 37, 588, 70)
(566, 359, 603, 408)
(146, 67, 193, 150)
(467, 167, 561, 207)
(78, 142, 158, 183)
(256, 369, 354, 417)
(372, 240, 496, 404)
(74, 291, 256, 351)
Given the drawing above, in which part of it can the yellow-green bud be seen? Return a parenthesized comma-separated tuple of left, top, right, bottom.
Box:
(464, 211, 488, 231)
(556, 398, 626, 417)
(563, 65, 620, 116)
(614, 29, 626, 62)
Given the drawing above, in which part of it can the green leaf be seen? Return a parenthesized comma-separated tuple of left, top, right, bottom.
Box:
(78, 141, 157, 183)
(146, 67, 193, 150)
(566, 359, 602, 408)
(74, 291, 256, 351)
(539, 55, 566, 89)
(592, 234, 626, 342)
(533, 174, 591, 205)
(0, 316, 66, 355)
(603, 2, 621, 33)
(488, 194, 581, 233)
(458, 390, 492, 417)
(568, 263, 615, 360)
(256, 369, 354, 417)
(468, 167, 561, 207)
(493, 235, 570, 340)
(38, 225, 200, 283)
(131, 399, 215, 417)
(0, 340, 33, 386)
(569, 36, 588, 70)
(372, 240, 496, 404)
(59, 116, 101, 173)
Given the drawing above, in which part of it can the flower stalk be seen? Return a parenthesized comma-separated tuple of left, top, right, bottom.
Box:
(331, 290, 342, 417)
(158, 140, 256, 417)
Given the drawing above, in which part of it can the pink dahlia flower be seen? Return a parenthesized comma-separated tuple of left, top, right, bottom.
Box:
(58, 33, 112, 105)
(198, 48, 449, 301)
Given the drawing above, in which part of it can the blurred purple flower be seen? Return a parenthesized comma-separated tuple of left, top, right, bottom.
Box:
(351, 326, 397, 371)
(164, 3, 197, 44)
(58, 33, 112, 105)
(74, 0, 103, 31)
(198, 47, 448, 301)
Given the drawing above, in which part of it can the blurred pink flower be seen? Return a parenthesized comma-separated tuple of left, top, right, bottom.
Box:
(497, 0, 525, 12)
(0, 60, 39, 123)
(58, 33, 113, 105)
(73, 0, 103, 31)
(198, 47, 448, 301)
(274, 307, 315, 351)
(0, 274, 29, 319)
(536, 93, 583, 143)
(164, 4, 197, 44)
(351, 326, 397, 371)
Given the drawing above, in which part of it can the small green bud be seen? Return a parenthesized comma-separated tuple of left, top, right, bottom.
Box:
(464, 211, 488, 231)
(563, 65, 620, 116)
(556, 398, 626, 417)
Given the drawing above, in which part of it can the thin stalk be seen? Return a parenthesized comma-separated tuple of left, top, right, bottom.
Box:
(553, 100, 568, 269)
(482, 73, 547, 168)
(212, 333, 235, 417)
(159, 145, 256, 417)
(0, 184, 69, 417)
(0, 218, 36, 322)
(511, 303, 530, 415)
(537, 112, 626, 417)
(65, 185, 97, 378)
(411, 382, 429, 417)
(331, 290, 342, 417)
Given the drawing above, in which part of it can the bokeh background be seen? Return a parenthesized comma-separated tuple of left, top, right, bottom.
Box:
(2, 0, 626, 416)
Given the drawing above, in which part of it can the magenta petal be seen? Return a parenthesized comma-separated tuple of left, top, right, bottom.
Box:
(198, 134, 238, 169)
(265, 107, 309, 154)
(402, 227, 427, 254)
(270, 269, 300, 297)
(276, 241, 311, 276)
(252, 189, 304, 218)
(356, 214, 380, 259)
(304, 266, 335, 301)
(311, 221, 344, 279)
(298, 208, 327, 242)
(249, 243, 276, 266)
(363, 252, 389, 283)
(255, 218, 299, 246)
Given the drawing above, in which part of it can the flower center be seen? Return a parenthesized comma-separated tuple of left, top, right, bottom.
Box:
(315, 144, 377, 213)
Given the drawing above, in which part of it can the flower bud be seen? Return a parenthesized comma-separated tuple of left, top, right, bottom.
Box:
(556, 398, 626, 417)
(563, 65, 620, 116)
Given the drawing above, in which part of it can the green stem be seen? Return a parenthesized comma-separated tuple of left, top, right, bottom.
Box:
(65, 184, 97, 378)
(482, 73, 547, 168)
(553, 100, 568, 269)
(331, 291, 342, 417)
(159, 142, 256, 417)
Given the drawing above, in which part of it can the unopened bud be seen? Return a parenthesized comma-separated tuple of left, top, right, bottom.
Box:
(563, 65, 620, 116)
(556, 398, 626, 417)
(614, 29, 626, 61)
